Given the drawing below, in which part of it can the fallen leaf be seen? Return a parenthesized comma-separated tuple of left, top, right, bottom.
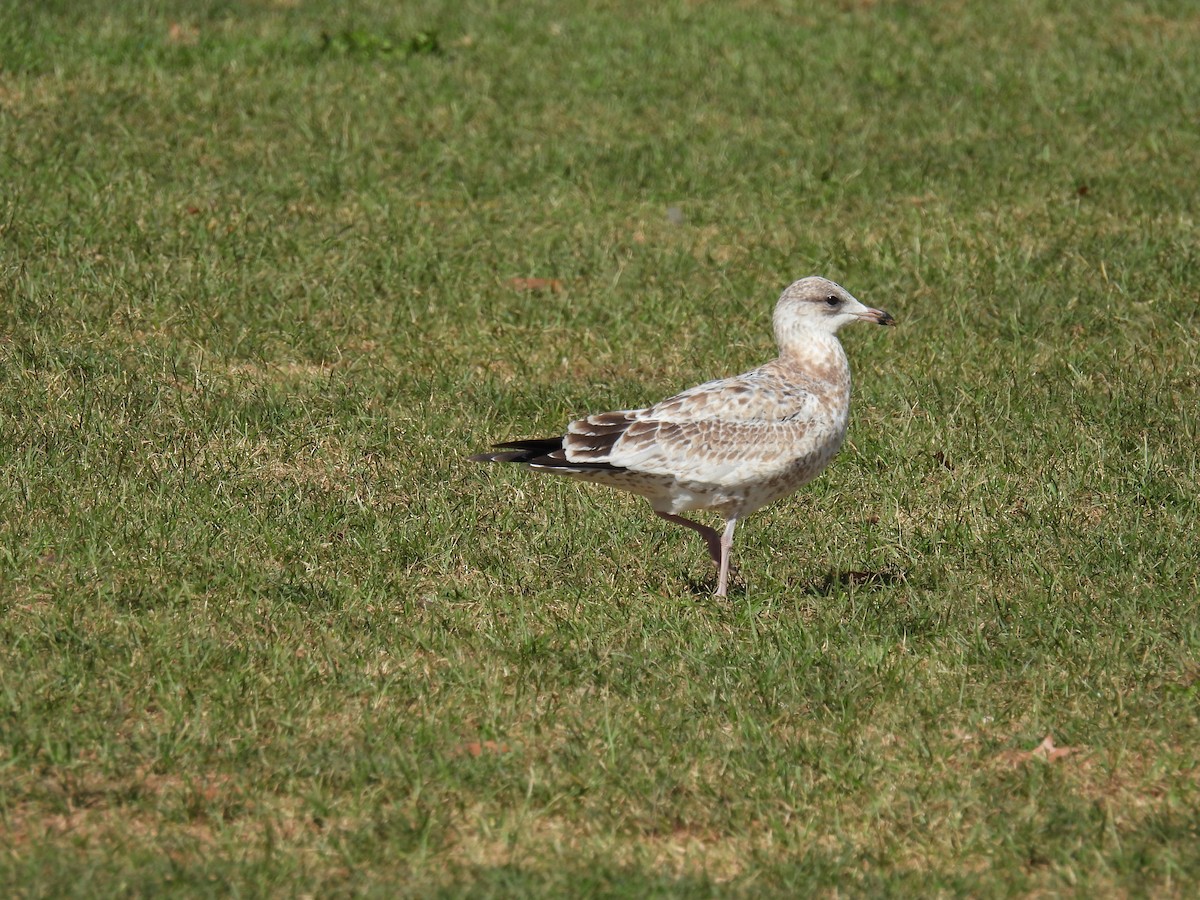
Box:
(996, 734, 1085, 767)
(507, 277, 563, 293)
(455, 740, 510, 758)
(1031, 734, 1082, 762)
(167, 22, 199, 45)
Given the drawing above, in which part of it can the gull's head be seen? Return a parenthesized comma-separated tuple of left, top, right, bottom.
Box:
(773, 276, 895, 346)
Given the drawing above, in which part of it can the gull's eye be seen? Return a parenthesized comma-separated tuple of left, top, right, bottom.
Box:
(825, 295, 841, 307)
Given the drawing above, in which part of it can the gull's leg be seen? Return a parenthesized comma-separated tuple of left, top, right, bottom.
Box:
(655, 511, 722, 566)
(716, 518, 738, 598)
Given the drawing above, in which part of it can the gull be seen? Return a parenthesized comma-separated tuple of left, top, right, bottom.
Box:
(471, 276, 895, 596)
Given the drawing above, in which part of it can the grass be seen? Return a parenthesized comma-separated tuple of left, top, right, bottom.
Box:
(2, 0, 1199, 894)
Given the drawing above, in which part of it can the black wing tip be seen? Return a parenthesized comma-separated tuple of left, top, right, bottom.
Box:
(469, 436, 627, 472)
(492, 438, 564, 452)
(469, 437, 564, 465)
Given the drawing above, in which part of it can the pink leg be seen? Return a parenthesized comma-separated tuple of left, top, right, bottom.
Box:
(655, 511, 722, 565)
(715, 518, 737, 598)
(655, 512, 738, 596)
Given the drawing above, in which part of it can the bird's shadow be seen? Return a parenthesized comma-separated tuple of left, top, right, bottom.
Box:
(683, 573, 734, 598)
(801, 566, 908, 596)
(683, 566, 907, 599)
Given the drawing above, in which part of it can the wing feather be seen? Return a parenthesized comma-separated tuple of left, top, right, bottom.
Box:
(559, 369, 832, 487)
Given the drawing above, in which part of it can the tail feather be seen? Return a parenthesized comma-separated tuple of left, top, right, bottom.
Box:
(470, 436, 624, 471)
(469, 438, 563, 464)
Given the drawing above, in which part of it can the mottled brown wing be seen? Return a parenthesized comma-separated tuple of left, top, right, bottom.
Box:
(564, 371, 824, 486)
(562, 410, 644, 464)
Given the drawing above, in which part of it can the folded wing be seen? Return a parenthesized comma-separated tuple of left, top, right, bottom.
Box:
(562, 371, 825, 487)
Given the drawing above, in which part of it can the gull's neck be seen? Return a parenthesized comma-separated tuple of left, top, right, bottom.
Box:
(778, 328, 849, 375)
(776, 328, 852, 423)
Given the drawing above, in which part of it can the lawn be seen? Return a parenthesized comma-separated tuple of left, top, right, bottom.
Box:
(2, 0, 1199, 895)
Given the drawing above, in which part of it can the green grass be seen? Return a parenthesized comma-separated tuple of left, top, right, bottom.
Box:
(2, 0, 1199, 894)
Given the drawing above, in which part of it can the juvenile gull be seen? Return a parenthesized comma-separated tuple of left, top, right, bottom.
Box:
(471, 276, 895, 596)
